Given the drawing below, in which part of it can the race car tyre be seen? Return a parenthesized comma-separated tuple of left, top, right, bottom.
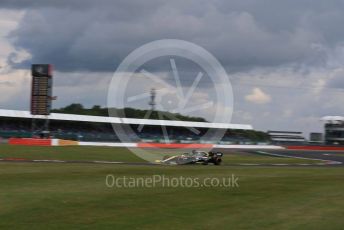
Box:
(214, 159, 222, 165)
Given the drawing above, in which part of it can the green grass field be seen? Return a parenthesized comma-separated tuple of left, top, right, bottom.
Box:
(0, 145, 343, 229)
(0, 145, 321, 164)
(323, 153, 344, 157)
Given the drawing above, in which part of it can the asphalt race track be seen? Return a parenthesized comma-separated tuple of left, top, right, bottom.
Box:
(216, 148, 344, 167)
(261, 149, 344, 165)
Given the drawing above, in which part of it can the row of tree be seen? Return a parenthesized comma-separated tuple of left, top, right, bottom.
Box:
(52, 104, 207, 122)
(51, 104, 270, 141)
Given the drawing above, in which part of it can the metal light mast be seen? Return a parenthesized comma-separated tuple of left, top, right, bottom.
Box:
(149, 88, 156, 111)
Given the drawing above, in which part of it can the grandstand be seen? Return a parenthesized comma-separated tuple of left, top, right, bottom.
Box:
(322, 116, 344, 145)
(0, 109, 270, 145)
(268, 130, 306, 145)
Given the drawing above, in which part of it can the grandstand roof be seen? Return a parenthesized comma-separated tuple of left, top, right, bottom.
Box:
(0, 109, 253, 130)
(321, 116, 344, 122)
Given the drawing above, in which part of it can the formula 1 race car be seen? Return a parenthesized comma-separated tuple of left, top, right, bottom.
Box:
(158, 150, 223, 165)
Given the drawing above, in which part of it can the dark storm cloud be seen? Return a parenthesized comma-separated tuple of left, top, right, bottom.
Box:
(3, 0, 344, 72)
(0, 0, 161, 11)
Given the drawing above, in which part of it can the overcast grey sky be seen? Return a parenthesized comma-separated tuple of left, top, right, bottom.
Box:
(1, 0, 344, 135)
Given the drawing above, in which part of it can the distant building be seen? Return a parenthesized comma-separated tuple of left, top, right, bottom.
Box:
(309, 132, 323, 144)
(268, 130, 306, 145)
(321, 116, 344, 145)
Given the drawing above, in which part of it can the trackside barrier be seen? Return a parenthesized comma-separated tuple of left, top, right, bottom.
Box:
(0, 138, 8, 144)
(8, 138, 78, 146)
(137, 143, 214, 148)
(57, 139, 79, 146)
(286, 145, 344, 151)
(213, 144, 285, 149)
(7, 138, 286, 149)
(78, 142, 136, 147)
(8, 138, 52, 146)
